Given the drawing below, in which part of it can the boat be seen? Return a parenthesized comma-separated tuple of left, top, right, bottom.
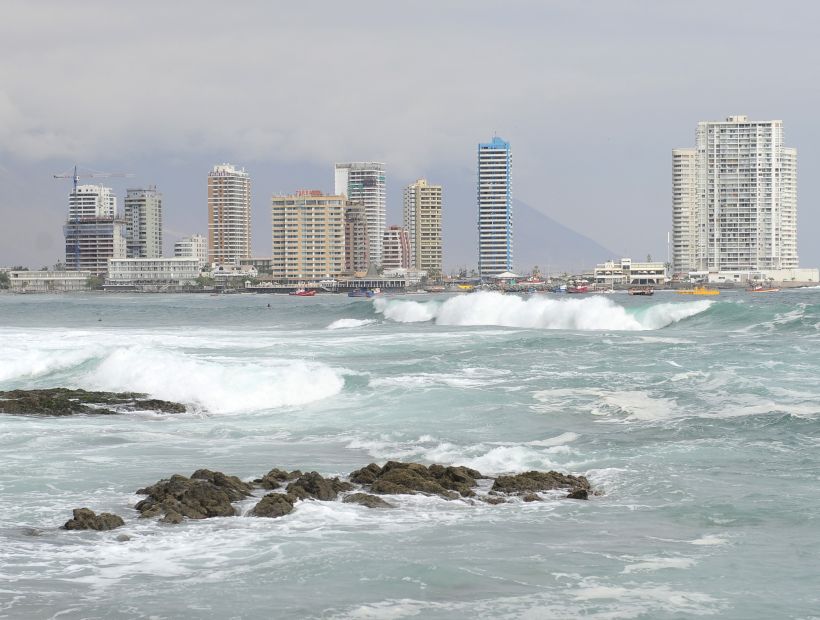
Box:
(289, 288, 315, 297)
(551, 285, 567, 294)
(676, 285, 719, 296)
(348, 288, 375, 298)
(746, 284, 780, 293)
(566, 285, 589, 294)
(628, 286, 654, 296)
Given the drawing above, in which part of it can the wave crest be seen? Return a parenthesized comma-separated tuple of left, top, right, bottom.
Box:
(374, 292, 711, 331)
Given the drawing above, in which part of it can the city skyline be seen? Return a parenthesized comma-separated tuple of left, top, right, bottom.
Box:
(1, 2, 819, 271)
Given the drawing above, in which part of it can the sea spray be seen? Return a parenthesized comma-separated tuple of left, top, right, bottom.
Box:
(374, 292, 712, 331)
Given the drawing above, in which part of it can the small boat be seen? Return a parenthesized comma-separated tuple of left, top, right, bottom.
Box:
(628, 286, 654, 296)
(677, 285, 719, 296)
(348, 288, 375, 298)
(289, 288, 315, 297)
(746, 285, 780, 293)
(566, 285, 589, 294)
(551, 285, 567, 294)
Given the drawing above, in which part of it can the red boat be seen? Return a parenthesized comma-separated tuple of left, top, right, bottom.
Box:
(566, 285, 589, 294)
(289, 289, 315, 297)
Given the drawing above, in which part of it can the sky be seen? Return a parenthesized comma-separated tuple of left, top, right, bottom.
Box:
(1, 0, 818, 271)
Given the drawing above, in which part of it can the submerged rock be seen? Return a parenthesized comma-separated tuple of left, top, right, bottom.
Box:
(480, 496, 508, 505)
(566, 489, 589, 500)
(342, 493, 394, 509)
(135, 470, 253, 522)
(249, 493, 296, 518)
(0, 388, 186, 416)
(286, 471, 353, 501)
(350, 461, 485, 499)
(491, 471, 590, 495)
(63, 508, 124, 531)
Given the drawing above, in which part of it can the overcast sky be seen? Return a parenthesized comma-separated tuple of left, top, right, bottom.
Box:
(1, 0, 818, 270)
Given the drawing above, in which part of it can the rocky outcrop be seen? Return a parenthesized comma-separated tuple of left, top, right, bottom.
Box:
(350, 461, 485, 499)
(135, 470, 253, 521)
(63, 508, 124, 531)
(249, 493, 296, 518)
(566, 488, 589, 500)
(0, 388, 186, 416)
(253, 468, 302, 490)
(286, 472, 353, 501)
(491, 471, 590, 495)
(342, 493, 393, 509)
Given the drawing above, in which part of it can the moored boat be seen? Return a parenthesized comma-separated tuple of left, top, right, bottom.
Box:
(628, 286, 654, 296)
(348, 288, 375, 298)
(677, 285, 719, 296)
(746, 285, 780, 293)
(289, 288, 316, 297)
(566, 285, 589, 294)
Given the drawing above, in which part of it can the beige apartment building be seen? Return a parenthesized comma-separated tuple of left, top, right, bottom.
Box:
(271, 191, 346, 280)
(402, 178, 443, 276)
(208, 163, 251, 265)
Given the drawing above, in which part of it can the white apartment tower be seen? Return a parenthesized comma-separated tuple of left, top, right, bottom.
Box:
(208, 163, 251, 265)
(64, 184, 126, 274)
(673, 115, 798, 273)
(381, 226, 411, 271)
(124, 186, 163, 258)
(403, 178, 443, 276)
(174, 234, 208, 267)
(477, 137, 513, 278)
(334, 162, 386, 267)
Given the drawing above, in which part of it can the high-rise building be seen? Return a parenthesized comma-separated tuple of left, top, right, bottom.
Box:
(673, 115, 798, 273)
(477, 137, 513, 278)
(382, 226, 411, 271)
(63, 184, 126, 274)
(208, 163, 251, 265)
(344, 202, 369, 274)
(174, 234, 208, 267)
(403, 178, 443, 276)
(672, 149, 698, 274)
(271, 190, 346, 280)
(334, 162, 386, 266)
(124, 186, 162, 258)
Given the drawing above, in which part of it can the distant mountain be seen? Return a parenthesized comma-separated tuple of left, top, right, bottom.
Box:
(513, 199, 615, 274)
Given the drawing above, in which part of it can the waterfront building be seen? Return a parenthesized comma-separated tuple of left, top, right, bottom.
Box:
(124, 186, 162, 258)
(593, 258, 668, 286)
(477, 137, 513, 278)
(239, 257, 273, 275)
(208, 163, 251, 265)
(381, 226, 411, 271)
(106, 257, 201, 289)
(344, 201, 369, 274)
(334, 162, 386, 266)
(63, 184, 126, 275)
(403, 178, 443, 276)
(8, 270, 93, 293)
(174, 234, 208, 267)
(673, 115, 798, 273)
(271, 190, 346, 280)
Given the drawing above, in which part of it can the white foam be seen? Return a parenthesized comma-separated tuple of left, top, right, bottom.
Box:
(85, 345, 344, 413)
(622, 557, 697, 573)
(690, 534, 728, 546)
(373, 292, 711, 331)
(326, 319, 376, 330)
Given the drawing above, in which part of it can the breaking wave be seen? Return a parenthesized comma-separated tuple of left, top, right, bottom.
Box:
(326, 318, 376, 330)
(374, 292, 712, 331)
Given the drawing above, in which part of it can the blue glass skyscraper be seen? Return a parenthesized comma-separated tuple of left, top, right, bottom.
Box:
(477, 137, 513, 278)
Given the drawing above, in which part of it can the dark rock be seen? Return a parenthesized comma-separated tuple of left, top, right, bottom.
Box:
(566, 489, 589, 500)
(491, 471, 590, 495)
(351, 461, 484, 499)
(481, 496, 507, 505)
(249, 493, 296, 518)
(254, 468, 292, 489)
(522, 493, 542, 502)
(0, 388, 185, 416)
(63, 508, 124, 531)
(286, 472, 353, 501)
(135, 470, 253, 522)
(342, 493, 394, 509)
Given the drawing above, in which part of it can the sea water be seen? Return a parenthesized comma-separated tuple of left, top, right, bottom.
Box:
(0, 290, 818, 619)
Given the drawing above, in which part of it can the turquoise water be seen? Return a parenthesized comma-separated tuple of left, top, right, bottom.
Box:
(1, 290, 818, 619)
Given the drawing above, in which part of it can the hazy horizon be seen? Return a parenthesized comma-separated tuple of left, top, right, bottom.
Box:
(2, 0, 818, 271)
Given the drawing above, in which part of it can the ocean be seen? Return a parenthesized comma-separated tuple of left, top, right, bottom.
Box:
(1, 290, 818, 619)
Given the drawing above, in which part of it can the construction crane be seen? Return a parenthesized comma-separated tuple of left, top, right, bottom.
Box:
(53, 164, 134, 192)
